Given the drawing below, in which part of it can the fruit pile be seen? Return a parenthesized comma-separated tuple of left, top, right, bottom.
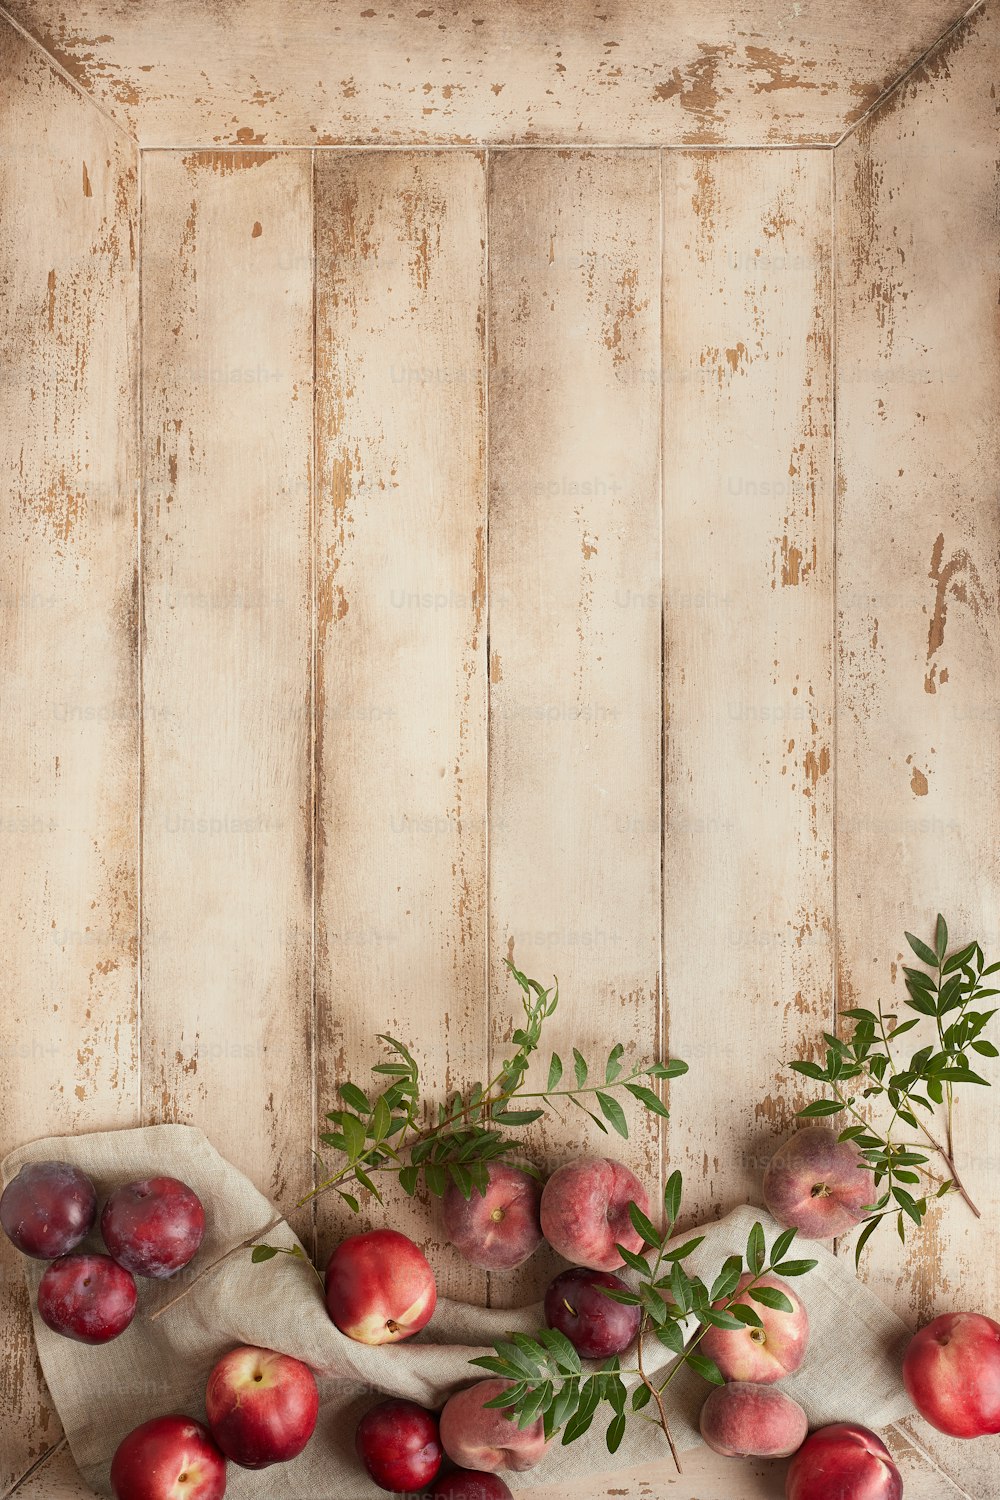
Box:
(4, 1124, 1000, 1499)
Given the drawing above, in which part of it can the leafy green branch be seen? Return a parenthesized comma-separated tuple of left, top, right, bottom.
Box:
(472, 1174, 816, 1474)
(787, 915, 998, 1263)
(254, 961, 687, 1260)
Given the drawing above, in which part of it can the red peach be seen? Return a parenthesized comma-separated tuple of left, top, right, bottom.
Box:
(110, 1416, 227, 1500)
(786, 1423, 902, 1500)
(205, 1345, 319, 1467)
(539, 1156, 649, 1272)
(325, 1228, 436, 1344)
(763, 1126, 872, 1240)
(902, 1311, 1000, 1437)
(439, 1380, 551, 1473)
(699, 1273, 809, 1383)
(442, 1163, 543, 1271)
(699, 1381, 808, 1458)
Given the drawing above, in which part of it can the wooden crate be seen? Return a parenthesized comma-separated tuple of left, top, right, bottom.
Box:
(1, 2, 997, 1495)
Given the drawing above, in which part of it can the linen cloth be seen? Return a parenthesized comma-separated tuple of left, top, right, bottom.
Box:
(3, 1124, 915, 1497)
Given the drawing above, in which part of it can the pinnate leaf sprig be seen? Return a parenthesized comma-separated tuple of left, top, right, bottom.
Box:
(472, 1173, 816, 1474)
(253, 960, 686, 1262)
(787, 915, 998, 1264)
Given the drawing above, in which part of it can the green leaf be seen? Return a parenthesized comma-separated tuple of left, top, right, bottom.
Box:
(663, 1169, 682, 1226)
(647, 1059, 689, 1080)
(251, 1244, 279, 1263)
(749, 1285, 793, 1313)
(628, 1201, 660, 1248)
(944, 941, 978, 974)
(596, 1092, 629, 1139)
(796, 1099, 847, 1118)
(623, 1082, 670, 1118)
(701, 1307, 746, 1331)
(337, 1190, 360, 1213)
(662, 1235, 705, 1261)
(547, 1053, 563, 1091)
(772, 1258, 818, 1277)
(353, 1166, 383, 1203)
(605, 1044, 625, 1084)
(490, 1108, 545, 1126)
(339, 1081, 372, 1113)
(789, 1061, 828, 1081)
(935, 915, 949, 963)
(686, 1352, 725, 1386)
(605, 1412, 627, 1454)
(370, 1094, 392, 1143)
(770, 1227, 797, 1265)
(424, 1161, 447, 1196)
(853, 1216, 880, 1268)
(710, 1256, 743, 1302)
(905, 931, 939, 968)
(573, 1049, 588, 1089)
(631, 1383, 652, 1412)
(653, 1320, 686, 1354)
(669, 1261, 693, 1314)
(887, 1019, 920, 1040)
(729, 1302, 765, 1329)
(972, 1039, 999, 1057)
(615, 1243, 650, 1275)
(342, 1113, 367, 1162)
(746, 1222, 765, 1276)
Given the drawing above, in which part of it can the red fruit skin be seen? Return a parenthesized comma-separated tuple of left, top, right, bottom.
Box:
(426, 1470, 514, 1500)
(101, 1177, 206, 1279)
(442, 1163, 543, 1271)
(902, 1311, 1000, 1437)
(439, 1379, 551, 1473)
(355, 1399, 442, 1493)
(763, 1126, 872, 1241)
(0, 1161, 97, 1259)
(325, 1228, 436, 1344)
(699, 1273, 809, 1383)
(785, 1424, 902, 1500)
(539, 1157, 650, 1272)
(544, 1266, 640, 1359)
(110, 1415, 227, 1500)
(205, 1346, 319, 1468)
(37, 1253, 137, 1344)
(699, 1381, 808, 1458)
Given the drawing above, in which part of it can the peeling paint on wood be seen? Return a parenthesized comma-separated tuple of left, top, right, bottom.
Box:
(0, 0, 981, 147)
(836, 6, 1000, 1496)
(0, 23, 139, 1490)
(662, 150, 834, 1219)
(313, 151, 488, 1299)
(487, 150, 662, 1303)
(140, 149, 314, 1233)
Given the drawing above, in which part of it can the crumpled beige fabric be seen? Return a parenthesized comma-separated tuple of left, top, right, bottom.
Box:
(3, 1124, 916, 1497)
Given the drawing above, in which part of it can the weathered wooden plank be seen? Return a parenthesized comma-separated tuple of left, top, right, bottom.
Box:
(0, 23, 139, 1490)
(487, 148, 662, 1299)
(661, 151, 834, 1223)
(140, 151, 314, 1229)
(835, 6, 1000, 1494)
(1, 0, 977, 148)
(313, 150, 488, 1296)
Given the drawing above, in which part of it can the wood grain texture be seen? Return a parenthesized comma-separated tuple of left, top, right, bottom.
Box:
(835, 4, 1000, 1494)
(0, 24, 139, 1490)
(487, 148, 663, 1300)
(661, 150, 834, 1223)
(140, 150, 314, 1228)
(313, 150, 488, 1296)
(0, 0, 979, 148)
